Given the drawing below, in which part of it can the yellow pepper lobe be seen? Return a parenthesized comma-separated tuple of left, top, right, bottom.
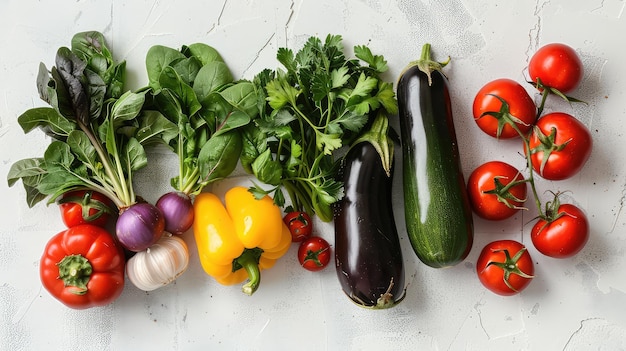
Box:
(261, 223, 292, 260)
(193, 192, 244, 277)
(224, 186, 283, 250)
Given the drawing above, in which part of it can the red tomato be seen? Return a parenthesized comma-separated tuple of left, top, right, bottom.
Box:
(473, 78, 537, 139)
(467, 161, 528, 221)
(476, 240, 534, 296)
(297, 236, 331, 272)
(40, 224, 126, 309)
(528, 43, 583, 94)
(58, 190, 115, 228)
(283, 211, 313, 242)
(531, 203, 589, 258)
(527, 112, 592, 180)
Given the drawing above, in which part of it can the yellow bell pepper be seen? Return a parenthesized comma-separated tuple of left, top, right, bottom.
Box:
(193, 186, 291, 295)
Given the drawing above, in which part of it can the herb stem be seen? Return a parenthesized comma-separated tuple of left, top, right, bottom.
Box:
(112, 142, 132, 206)
(177, 133, 186, 191)
(181, 168, 200, 195)
(79, 121, 129, 208)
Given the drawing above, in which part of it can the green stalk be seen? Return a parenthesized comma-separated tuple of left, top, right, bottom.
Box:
(177, 132, 186, 192)
(78, 121, 128, 209)
(509, 121, 543, 217)
(236, 249, 262, 296)
(180, 168, 200, 195)
(112, 139, 132, 206)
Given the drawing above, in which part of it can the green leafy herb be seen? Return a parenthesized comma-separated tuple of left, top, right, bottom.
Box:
(143, 43, 257, 195)
(246, 34, 398, 222)
(7, 31, 177, 209)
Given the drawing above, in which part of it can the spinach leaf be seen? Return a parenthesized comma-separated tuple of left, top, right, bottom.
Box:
(146, 45, 186, 91)
(193, 61, 233, 101)
(17, 107, 76, 138)
(197, 130, 242, 187)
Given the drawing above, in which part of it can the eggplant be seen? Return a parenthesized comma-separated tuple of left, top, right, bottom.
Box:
(333, 115, 405, 309)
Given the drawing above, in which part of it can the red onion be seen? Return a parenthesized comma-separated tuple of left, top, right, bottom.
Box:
(116, 202, 165, 252)
(156, 191, 195, 235)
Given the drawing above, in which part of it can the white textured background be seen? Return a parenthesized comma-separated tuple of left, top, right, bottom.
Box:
(1, 0, 625, 350)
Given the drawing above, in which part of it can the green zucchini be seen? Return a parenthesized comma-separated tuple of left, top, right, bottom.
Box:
(397, 44, 474, 268)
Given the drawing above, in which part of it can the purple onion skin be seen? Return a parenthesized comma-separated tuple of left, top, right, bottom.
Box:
(116, 202, 165, 252)
(156, 191, 195, 235)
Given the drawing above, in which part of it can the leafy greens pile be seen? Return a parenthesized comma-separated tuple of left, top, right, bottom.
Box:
(243, 34, 398, 222)
(144, 43, 258, 195)
(7, 31, 176, 210)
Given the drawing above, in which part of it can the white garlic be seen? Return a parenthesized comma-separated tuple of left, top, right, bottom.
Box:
(126, 233, 190, 291)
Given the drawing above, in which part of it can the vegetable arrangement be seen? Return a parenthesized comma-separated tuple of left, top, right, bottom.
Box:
(471, 42, 591, 295)
(6, 31, 594, 309)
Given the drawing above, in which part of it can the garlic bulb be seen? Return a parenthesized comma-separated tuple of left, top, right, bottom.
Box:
(126, 234, 190, 291)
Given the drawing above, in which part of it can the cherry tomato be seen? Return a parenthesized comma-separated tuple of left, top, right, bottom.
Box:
(531, 203, 589, 258)
(467, 161, 528, 221)
(40, 224, 126, 309)
(528, 43, 583, 94)
(527, 112, 592, 180)
(58, 190, 115, 228)
(473, 78, 537, 139)
(284, 211, 313, 242)
(476, 240, 534, 296)
(297, 236, 331, 272)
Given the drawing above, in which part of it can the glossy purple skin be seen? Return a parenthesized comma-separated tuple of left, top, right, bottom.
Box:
(116, 202, 165, 252)
(156, 191, 194, 235)
(334, 142, 405, 308)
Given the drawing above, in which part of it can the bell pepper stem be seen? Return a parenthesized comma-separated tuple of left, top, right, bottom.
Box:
(236, 249, 262, 296)
(57, 254, 93, 295)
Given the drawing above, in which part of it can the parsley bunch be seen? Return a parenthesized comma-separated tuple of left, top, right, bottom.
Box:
(243, 34, 398, 222)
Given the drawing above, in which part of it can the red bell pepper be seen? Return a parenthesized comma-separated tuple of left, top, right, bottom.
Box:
(39, 224, 126, 309)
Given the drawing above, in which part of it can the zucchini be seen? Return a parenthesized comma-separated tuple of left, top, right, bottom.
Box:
(333, 113, 405, 308)
(397, 44, 474, 268)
